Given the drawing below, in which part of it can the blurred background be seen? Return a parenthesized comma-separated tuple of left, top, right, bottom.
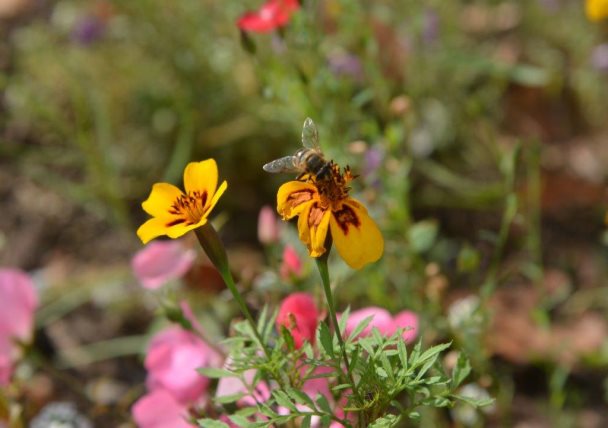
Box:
(1, 0, 608, 426)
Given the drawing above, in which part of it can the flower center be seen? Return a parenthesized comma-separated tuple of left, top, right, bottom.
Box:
(168, 191, 208, 225)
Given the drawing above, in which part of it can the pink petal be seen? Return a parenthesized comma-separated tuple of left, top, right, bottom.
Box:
(279, 245, 303, 280)
(145, 327, 221, 404)
(132, 241, 195, 290)
(0, 268, 38, 344)
(132, 389, 195, 428)
(257, 205, 280, 244)
(394, 310, 419, 343)
(276, 293, 319, 348)
(344, 307, 395, 339)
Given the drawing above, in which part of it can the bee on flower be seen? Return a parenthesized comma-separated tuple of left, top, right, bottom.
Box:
(264, 118, 384, 269)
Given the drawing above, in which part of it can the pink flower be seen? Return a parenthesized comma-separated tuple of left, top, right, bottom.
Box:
(343, 307, 419, 343)
(145, 326, 222, 404)
(276, 293, 319, 349)
(132, 240, 195, 290)
(344, 307, 395, 338)
(279, 245, 303, 280)
(394, 310, 419, 343)
(0, 268, 38, 386)
(132, 389, 195, 428)
(257, 205, 280, 244)
(237, 0, 300, 33)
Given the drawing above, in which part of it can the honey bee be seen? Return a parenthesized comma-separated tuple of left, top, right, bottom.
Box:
(263, 118, 332, 181)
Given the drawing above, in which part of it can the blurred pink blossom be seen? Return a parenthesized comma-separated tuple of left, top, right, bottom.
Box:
(276, 293, 319, 348)
(279, 245, 303, 280)
(344, 307, 395, 338)
(0, 268, 38, 386)
(394, 310, 419, 343)
(343, 307, 419, 343)
(145, 326, 222, 404)
(257, 205, 281, 244)
(132, 389, 194, 428)
(132, 240, 195, 290)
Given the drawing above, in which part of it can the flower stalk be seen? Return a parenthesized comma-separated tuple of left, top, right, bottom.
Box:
(194, 224, 271, 361)
(315, 247, 361, 404)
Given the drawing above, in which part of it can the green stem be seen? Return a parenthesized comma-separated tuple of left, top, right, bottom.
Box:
(195, 225, 271, 360)
(315, 253, 362, 404)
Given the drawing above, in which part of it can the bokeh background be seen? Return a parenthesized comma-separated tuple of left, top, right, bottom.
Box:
(1, 0, 608, 426)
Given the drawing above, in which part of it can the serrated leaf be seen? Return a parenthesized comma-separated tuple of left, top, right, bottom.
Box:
(409, 341, 421, 365)
(451, 352, 472, 388)
(273, 391, 297, 411)
(214, 392, 246, 404)
(397, 338, 408, 370)
(318, 322, 334, 357)
(280, 325, 296, 351)
(198, 419, 229, 428)
(235, 407, 259, 418)
(228, 414, 251, 427)
(376, 366, 388, 379)
(349, 315, 375, 341)
(413, 342, 451, 368)
(369, 414, 401, 427)
(339, 307, 350, 335)
(315, 393, 332, 414)
(415, 354, 439, 381)
(286, 387, 315, 410)
(197, 367, 234, 378)
(453, 395, 495, 408)
(301, 415, 312, 428)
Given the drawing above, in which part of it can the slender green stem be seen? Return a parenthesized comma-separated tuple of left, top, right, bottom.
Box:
(315, 254, 361, 403)
(195, 225, 271, 360)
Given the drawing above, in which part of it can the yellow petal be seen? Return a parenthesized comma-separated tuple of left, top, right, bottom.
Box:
(309, 206, 331, 257)
(329, 199, 383, 269)
(141, 183, 184, 217)
(205, 180, 228, 216)
(183, 159, 219, 197)
(296, 202, 330, 257)
(136, 216, 203, 244)
(277, 181, 319, 220)
(586, 0, 608, 21)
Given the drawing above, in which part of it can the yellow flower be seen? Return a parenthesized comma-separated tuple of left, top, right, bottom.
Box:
(137, 159, 228, 244)
(586, 0, 608, 21)
(277, 165, 383, 269)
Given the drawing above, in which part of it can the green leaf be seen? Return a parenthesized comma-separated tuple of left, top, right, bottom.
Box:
(451, 352, 472, 388)
(280, 325, 296, 352)
(228, 414, 251, 427)
(198, 419, 229, 428)
(369, 414, 401, 427)
(214, 392, 246, 404)
(273, 391, 297, 412)
(339, 306, 350, 336)
(407, 411, 420, 421)
(349, 315, 375, 341)
(286, 387, 315, 410)
(413, 342, 451, 368)
(452, 394, 495, 408)
(301, 415, 312, 428)
(397, 338, 408, 370)
(315, 393, 332, 414)
(318, 322, 334, 357)
(197, 367, 234, 378)
(376, 366, 389, 379)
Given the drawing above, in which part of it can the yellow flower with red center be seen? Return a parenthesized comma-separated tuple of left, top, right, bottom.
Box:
(586, 0, 608, 21)
(137, 159, 227, 244)
(277, 164, 383, 269)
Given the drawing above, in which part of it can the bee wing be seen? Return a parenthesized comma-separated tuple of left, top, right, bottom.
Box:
(301, 118, 320, 150)
(263, 155, 301, 173)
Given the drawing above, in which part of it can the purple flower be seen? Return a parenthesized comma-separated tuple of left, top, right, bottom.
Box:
(328, 52, 364, 82)
(71, 15, 105, 46)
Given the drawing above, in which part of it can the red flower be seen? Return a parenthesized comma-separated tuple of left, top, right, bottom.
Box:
(276, 293, 319, 348)
(237, 0, 300, 33)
